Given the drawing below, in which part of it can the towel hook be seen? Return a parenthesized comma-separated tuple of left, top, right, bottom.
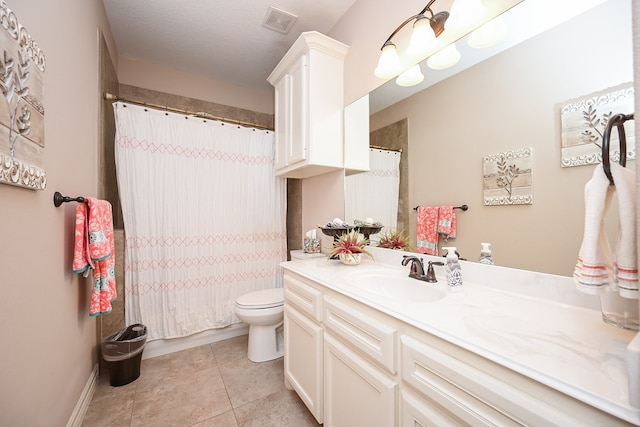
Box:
(602, 113, 634, 186)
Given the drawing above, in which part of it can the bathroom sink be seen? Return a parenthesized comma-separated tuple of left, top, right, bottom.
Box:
(345, 269, 446, 303)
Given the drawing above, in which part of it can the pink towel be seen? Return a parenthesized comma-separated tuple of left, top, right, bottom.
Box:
(73, 198, 117, 316)
(437, 206, 457, 240)
(417, 207, 439, 255)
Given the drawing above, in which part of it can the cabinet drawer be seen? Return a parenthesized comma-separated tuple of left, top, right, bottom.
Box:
(284, 274, 323, 322)
(324, 296, 397, 375)
(401, 335, 592, 426)
(401, 335, 521, 426)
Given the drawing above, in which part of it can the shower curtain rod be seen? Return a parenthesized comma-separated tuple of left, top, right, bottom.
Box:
(370, 144, 403, 153)
(103, 93, 274, 131)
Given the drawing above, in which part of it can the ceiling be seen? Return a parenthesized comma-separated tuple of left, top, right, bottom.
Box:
(102, 0, 358, 94)
(103, 0, 611, 108)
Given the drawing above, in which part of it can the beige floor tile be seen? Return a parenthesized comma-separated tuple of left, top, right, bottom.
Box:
(83, 336, 316, 427)
(234, 389, 321, 427)
(219, 356, 285, 408)
(211, 335, 248, 366)
(131, 365, 231, 426)
(192, 410, 239, 427)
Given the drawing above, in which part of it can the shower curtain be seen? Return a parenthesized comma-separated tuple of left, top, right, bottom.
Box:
(113, 102, 286, 341)
(345, 148, 401, 243)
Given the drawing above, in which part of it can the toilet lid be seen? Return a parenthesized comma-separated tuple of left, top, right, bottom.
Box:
(236, 288, 284, 309)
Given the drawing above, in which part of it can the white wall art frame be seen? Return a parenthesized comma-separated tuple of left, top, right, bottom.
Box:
(483, 148, 533, 206)
(0, 1, 46, 190)
(559, 82, 634, 168)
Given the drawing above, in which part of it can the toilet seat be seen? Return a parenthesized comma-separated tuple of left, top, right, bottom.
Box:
(236, 288, 284, 310)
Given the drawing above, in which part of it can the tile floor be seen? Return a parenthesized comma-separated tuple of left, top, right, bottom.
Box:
(82, 335, 320, 426)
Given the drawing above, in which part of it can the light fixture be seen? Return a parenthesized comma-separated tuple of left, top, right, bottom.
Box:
(445, 0, 487, 33)
(427, 44, 461, 70)
(467, 16, 508, 48)
(374, 41, 403, 79)
(374, 0, 449, 81)
(374, 0, 511, 87)
(396, 64, 424, 87)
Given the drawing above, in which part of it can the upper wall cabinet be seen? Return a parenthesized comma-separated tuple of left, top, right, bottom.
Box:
(268, 31, 349, 179)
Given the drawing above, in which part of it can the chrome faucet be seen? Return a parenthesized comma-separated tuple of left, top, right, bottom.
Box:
(401, 255, 428, 281)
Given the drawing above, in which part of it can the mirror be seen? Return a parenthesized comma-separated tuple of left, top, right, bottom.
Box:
(349, 0, 633, 276)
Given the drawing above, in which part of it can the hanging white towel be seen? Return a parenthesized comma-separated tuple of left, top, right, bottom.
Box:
(610, 162, 638, 299)
(573, 163, 638, 299)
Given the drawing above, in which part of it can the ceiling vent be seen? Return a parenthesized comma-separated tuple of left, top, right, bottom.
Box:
(262, 5, 297, 34)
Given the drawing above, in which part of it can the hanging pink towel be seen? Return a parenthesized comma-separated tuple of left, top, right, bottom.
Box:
(437, 206, 457, 240)
(416, 206, 439, 255)
(73, 198, 117, 316)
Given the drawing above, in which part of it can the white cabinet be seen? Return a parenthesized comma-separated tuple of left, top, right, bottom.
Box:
(325, 334, 398, 427)
(268, 31, 348, 179)
(283, 274, 324, 423)
(344, 94, 370, 175)
(282, 269, 634, 426)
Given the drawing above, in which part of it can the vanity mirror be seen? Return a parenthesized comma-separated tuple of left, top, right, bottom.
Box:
(348, 0, 633, 276)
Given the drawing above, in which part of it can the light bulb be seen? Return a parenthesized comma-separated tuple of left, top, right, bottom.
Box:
(427, 44, 461, 70)
(468, 16, 508, 48)
(446, 0, 487, 33)
(396, 64, 424, 87)
(374, 43, 402, 79)
(406, 15, 437, 62)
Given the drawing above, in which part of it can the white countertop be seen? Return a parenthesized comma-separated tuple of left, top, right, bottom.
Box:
(281, 247, 640, 425)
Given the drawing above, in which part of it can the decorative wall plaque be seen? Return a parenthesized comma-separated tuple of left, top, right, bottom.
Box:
(560, 83, 634, 168)
(0, 1, 46, 190)
(483, 148, 533, 206)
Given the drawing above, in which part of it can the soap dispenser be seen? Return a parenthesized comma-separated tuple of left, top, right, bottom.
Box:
(479, 242, 494, 265)
(442, 247, 464, 292)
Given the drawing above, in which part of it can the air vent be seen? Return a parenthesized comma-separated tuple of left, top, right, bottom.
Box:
(262, 5, 297, 34)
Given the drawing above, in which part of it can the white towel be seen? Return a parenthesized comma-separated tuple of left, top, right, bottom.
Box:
(573, 163, 638, 299)
(573, 164, 614, 294)
(610, 163, 638, 299)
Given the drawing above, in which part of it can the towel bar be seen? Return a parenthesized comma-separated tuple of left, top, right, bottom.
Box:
(53, 191, 86, 207)
(413, 204, 468, 211)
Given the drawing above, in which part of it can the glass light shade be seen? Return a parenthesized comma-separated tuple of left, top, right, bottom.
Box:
(468, 16, 508, 48)
(395, 64, 424, 87)
(427, 44, 461, 70)
(374, 43, 402, 79)
(446, 0, 487, 33)
(406, 16, 437, 61)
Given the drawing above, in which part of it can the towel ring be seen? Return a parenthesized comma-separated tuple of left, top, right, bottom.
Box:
(602, 113, 634, 186)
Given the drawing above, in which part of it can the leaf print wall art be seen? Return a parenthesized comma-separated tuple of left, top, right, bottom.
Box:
(483, 148, 533, 206)
(0, 1, 46, 190)
(559, 82, 634, 168)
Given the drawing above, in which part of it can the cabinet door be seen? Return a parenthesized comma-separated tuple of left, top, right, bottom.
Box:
(274, 75, 289, 170)
(284, 304, 323, 423)
(325, 334, 398, 427)
(287, 53, 308, 165)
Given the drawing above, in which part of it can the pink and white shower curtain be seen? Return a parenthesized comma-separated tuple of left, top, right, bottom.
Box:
(345, 148, 401, 243)
(113, 102, 286, 341)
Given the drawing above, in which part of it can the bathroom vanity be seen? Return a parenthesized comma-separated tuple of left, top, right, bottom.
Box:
(281, 247, 639, 426)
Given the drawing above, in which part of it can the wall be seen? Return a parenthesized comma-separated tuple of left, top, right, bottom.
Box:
(369, 0, 632, 276)
(0, 1, 116, 425)
(118, 57, 274, 115)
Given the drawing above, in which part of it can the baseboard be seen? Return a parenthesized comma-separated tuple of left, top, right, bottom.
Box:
(66, 363, 99, 427)
(142, 323, 249, 360)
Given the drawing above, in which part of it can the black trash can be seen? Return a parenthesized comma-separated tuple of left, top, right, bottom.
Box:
(102, 324, 147, 387)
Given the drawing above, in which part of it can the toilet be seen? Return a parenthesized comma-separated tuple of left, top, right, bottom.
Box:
(235, 287, 285, 362)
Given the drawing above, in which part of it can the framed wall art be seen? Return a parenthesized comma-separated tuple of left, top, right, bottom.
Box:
(559, 83, 634, 168)
(0, 1, 46, 190)
(483, 148, 533, 206)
